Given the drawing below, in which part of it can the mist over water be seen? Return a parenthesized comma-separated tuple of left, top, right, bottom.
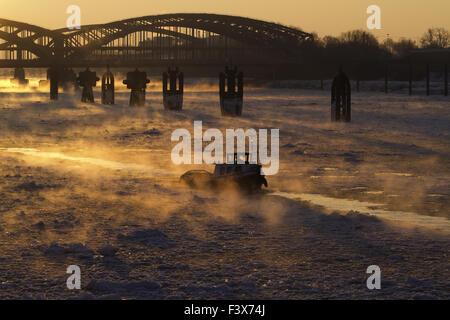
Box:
(0, 71, 449, 299)
(0, 68, 242, 93)
(0, 77, 448, 225)
(270, 191, 450, 233)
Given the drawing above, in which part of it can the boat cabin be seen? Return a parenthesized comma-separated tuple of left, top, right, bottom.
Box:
(213, 153, 261, 177)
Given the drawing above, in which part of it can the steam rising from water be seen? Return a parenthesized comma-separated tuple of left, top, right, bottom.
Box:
(271, 191, 450, 233)
(0, 82, 448, 232)
(0, 147, 171, 178)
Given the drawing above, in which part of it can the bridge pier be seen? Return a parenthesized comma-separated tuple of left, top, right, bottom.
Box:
(123, 68, 150, 106)
(10, 49, 29, 87)
(60, 68, 77, 91)
(47, 66, 60, 100)
(44, 67, 78, 100)
(102, 65, 115, 105)
(219, 65, 244, 117)
(10, 67, 29, 87)
(163, 66, 184, 111)
(331, 66, 351, 122)
(77, 67, 100, 103)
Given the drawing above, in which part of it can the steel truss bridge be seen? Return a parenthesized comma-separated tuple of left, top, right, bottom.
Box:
(0, 13, 313, 68)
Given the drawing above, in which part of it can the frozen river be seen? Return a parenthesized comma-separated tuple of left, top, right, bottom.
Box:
(0, 82, 448, 299)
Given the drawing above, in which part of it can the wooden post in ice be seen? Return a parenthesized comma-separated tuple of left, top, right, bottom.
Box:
(48, 66, 59, 100)
(409, 64, 413, 96)
(445, 64, 448, 97)
(426, 64, 430, 96)
(384, 64, 388, 94)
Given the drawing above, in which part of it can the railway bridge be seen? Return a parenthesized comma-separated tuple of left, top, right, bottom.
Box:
(0, 13, 313, 69)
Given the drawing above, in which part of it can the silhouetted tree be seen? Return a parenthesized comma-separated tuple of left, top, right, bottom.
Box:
(381, 38, 395, 55)
(420, 28, 450, 49)
(309, 32, 324, 48)
(392, 38, 418, 57)
(322, 36, 340, 48)
(381, 38, 418, 57)
(339, 30, 379, 48)
(301, 28, 444, 81)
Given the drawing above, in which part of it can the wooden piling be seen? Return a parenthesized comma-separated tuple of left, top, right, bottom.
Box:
(445, 64, 448, 97)
(409, 63, 413, 96)
(384, 64, 388, 94)
(426, 64, 430, 96)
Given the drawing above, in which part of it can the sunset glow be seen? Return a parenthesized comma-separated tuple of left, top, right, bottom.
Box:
(1, 0, 449, 40)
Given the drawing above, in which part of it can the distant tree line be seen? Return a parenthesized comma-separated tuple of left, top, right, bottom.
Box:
(297, 27, 449, 80)
(316, 27, 447, 53)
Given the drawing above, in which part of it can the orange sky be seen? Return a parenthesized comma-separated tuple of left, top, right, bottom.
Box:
(1, 0, 449, 41)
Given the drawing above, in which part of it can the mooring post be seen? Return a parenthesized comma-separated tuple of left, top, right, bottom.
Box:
(445, 64, 448, 97)
(409, 63, 413, 96)
(101, 65, 115, 105)
(48, 66, 59, 100)
(384, 64, 388, 94)
(356, 79, 360, 92)
(123, 68, 150, 106)
(320, 79, 324, 90)
(426, 64, 430, 96)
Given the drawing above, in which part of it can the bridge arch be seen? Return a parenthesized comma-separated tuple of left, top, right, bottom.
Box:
(0, 14, 314, 65)
(0, 19, 58, 61)
(61, 14, 314, 61)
